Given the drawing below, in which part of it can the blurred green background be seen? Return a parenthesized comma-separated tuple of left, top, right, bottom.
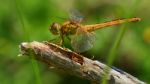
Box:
(0, 0, 150, 84)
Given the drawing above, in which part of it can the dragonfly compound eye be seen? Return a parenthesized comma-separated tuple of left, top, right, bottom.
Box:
(50, 22, 61, 35)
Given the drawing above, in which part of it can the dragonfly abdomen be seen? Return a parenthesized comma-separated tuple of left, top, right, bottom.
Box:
(84, 17, 141, 32)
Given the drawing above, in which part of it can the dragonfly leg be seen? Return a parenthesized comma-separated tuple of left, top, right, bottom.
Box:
(66, 35, 71, 41)
(48, 36, 62, 45)
(48, 38, 58, 42)
(59, 39, 63, 46)
(59, 34, 64, 46)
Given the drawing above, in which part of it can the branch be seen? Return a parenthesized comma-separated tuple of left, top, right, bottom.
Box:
(19, 41, 146, 84)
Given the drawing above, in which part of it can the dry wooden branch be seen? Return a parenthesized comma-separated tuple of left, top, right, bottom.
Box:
(19, 41, 146, 84)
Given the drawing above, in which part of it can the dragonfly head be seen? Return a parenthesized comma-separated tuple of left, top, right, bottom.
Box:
(49, 22, 61, 35)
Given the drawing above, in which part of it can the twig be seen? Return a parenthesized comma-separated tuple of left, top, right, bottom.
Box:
(19, 41, 146, 84)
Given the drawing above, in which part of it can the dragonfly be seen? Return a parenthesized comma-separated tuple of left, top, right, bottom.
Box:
(49, 11, 141, 53)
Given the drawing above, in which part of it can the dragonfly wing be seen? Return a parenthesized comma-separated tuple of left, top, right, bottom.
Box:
(71, 28, 95, 52)
(69, 9, 84, 23)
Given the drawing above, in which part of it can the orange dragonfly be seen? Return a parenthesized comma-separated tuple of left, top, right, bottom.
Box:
(49, 11, 141, 52)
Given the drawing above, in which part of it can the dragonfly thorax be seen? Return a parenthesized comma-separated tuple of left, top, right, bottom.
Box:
(61, 21, 81, 35)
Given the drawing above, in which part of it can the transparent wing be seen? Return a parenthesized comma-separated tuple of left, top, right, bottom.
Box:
(69, 9, 84, 23)
(71, 27, 95, 52)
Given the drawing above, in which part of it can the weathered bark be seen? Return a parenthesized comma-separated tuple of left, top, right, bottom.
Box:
(19, 41, 146, 84)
